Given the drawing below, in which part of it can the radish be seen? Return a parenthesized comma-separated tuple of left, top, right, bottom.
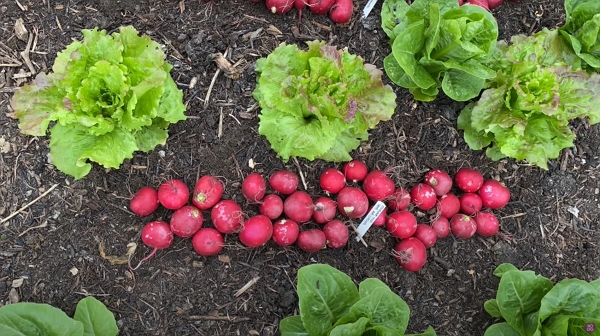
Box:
(312, 197, 337, 224)
(266, 0, 294, 14)
(450, 214, 477, 239)
(283, 191, 314, 223)
(170, 205, 204, 238)
(368, 205, 387, 227)
(455, 168, 484, 193)
(410, 183, 437, 211)
(424, 170, 453, 196)
(329, 0, 353, 24)
(323, 220, 349, 249)
(437, 194, 460, 219)
(297, 229, 327, 252)
(458, 0, 464, 4)
(130, 187, 159, 216)
(242, 173, 267, 203)
(475, 211, 500, 237)
(192, 228, 224, 256)
(487, 0, 502, 9)
(294, 0, 306, 21)
(388, 187, 411, 211)
(468, 0, 490, 11)
(336, 187, 369, 218)
(192, 175, 224, 210)
(363, 170, 396, 201)
(319, 168, 346, 195)
(386, 211, 418, 239)
(269, 170, 299, 195)
(431, 217, 450, 239)
(393, 238, 427, 272)
(307, 0, 335, 15)
(342, 160, 368, 182)
(478, 179, 510, 209)
(239, 215, 273, 248)
(459, 193, 483, 215)
(211, 200, 243, 234)
(413, 224, 437, 248)
(259, 194, 284, 220)
(272, 219, 300, 246)
(158, 179, 189, 210)
(130, 220, 173, 270)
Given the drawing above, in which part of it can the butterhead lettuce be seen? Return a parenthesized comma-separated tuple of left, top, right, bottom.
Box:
(252, 41, 396, 162)
(11, 26, 186, 179)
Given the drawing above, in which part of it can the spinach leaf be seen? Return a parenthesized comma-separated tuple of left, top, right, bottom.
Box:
(279, 316, 309, 336)
(406, 326, 438, 336)
(73, 297, 118, 336)
(0, 302, 84, 336)
(485, 299, 503, 318)
(538, 279, 600, 322)
(483, 323, 521, 336)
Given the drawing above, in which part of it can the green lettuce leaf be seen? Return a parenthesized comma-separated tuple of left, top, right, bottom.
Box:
(73, 297, 118, 336)
(0, 303, 84, 336)
(11, 26, 186, 179)
(560, 0, 600, 72)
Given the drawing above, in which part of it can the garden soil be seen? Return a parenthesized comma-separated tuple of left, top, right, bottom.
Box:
(1, 0, 599, 335)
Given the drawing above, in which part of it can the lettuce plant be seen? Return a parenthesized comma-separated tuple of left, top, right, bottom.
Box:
(252, 41, 396, 163)
(484, 263, 600, 336)
(11, 26, 186, 179)
(279, 264, 436, 336)
(559, 0, 600, 73)
(381, 0, 498, 102)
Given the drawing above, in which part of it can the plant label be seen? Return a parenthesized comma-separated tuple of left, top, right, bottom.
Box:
(355, 201, 386, 242)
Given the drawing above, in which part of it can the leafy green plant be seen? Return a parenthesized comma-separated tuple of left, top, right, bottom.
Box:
(0, 296, 118, 336)
(279, 263, 436, 336)
(11, 26, 186, 180)
(252, 41, 396, 163)
(457, 29, 600, 169)
(381, 0, 498, 102)
(559, 0, 600, 73)
(484, 263, 600, 336)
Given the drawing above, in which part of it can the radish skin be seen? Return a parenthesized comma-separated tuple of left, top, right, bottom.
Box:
(336, 187, 369, 218)
(272, 219, 300, 246)
(131, 221, 173, 270)
(211, 200, 244, 234)
(266, 0, 294, 14)
(478, 179, 510, 209)
(388, 188, 411, 211)
(455, 168, 484, 193)
(329, 0, 353, 24)
(158, 179, 189, 210)
(437, 194, 460, 219)
(269, 170, 299, 195)
(284, 191, 314, 223)
(193, 175, 224, 210)
(242, 173, 266, 202)
(342, 160, 368, 182)
(320, 168, 346, 195)
(413, 224, 437, 248)
(431, 217, 450, 238)
(239, 215, 273, 248)
(170, 205, 204, 238)
(323, 220, 349, 249)
(459, 193, 483, 215)
(297, 229, 327, 252)
(192, 228, 224, 256)
(424, 170, 453, 196)
(368, 205, 387, 227)
(475, 211, 500, 237)
(410, 183, 437, 211)
(259, 194, 284, 220)
(363, 170, 396, 202)
(393, 238, 427, 272)
(130, 187, 160, 217)
(450, 214, 477, 239)
(307, 0, 335, 15)
(312, 197, 337, 224)
(386, 211, 418, 239)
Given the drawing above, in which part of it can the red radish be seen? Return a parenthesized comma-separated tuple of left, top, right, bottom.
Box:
(455, 168, 484, 193)
(342, 160, 368, 182)
(468, 0, 490, 11)
(424, 170, 453, 196)
(283, 191, 314, 223)
(368, 205, 387, 227)
(170, 205, 203, 238)
(386, 211, 418, 239)
(388, 188, 411, 211)
(242, 173, 267, 202)
(295, 0, 307, 22)
(431, 216, 450, 238)
(458, 0, 464, 4)
(130, 220, 173, 270)
(450, 214, 477, 239)
(393, 238, 427, 272)
(192, 228, 224, 256)
(259, 194, 284, 220)
(297, 229, 327, 252)
(437, 194, 460, 219)
(192, 175, 224, 210)
(329, 0, 353, 24)
(320, 168, 346, 195)
(211, 200, 243, 234)
(239, 215, 273, 248)
(130, 187, 159, 216)
(158, 179, 189, 210)
(336, 187, 369, 218)
(266, 0, 294, 14)
(312, 197, 337, 224)
(459, 193, 483, 215)
(413, 224, 437, 248)
(269, 170, 299, 195)
(307, 0, 335, 15)
(475, 211, 500, 237)
(272, 219, 300, 246)
(487, 0, 502, 9)
(410, 183, 437, 211)
(323, 220, 349, 249)
(478, 179, 510, 209)
(363, 170, 396, 201)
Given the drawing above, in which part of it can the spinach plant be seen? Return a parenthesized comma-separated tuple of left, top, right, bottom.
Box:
(0, 296, 118, 336)
(279, 263, 436, 336)
(559, 0, 600, 72)
(484, 263, 600, 336)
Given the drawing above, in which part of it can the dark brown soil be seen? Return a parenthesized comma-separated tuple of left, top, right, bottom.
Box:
(1, 1, 599, 335)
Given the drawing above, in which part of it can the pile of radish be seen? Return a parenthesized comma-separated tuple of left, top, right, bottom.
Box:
(459, 0, 520, 11)
(252, 0, 353, 24)
(128, 162, 510, 273)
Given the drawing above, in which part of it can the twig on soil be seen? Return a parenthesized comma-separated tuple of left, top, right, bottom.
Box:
(188, 315, 251, 322)
(17, 220, 48, 237)
(19, 28, 36, 75)
(204, 49, 229, 109)
(218, 107, 223, 138)
(292, 157, 308, 191)
(348, 222, 368, 248)
(1, 184, 58, 225)
(500, 212, 527, 219)
(234, 276, 261, 297)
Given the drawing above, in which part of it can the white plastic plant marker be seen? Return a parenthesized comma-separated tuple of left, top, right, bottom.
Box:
(355, 201, 386, 242)
(362, 0, 379, 19)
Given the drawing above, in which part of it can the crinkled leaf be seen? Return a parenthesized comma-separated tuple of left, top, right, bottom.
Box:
(381, 0, 410, 41)
(0, 302, 84, 336)
(538, 279, 600, 322)
(279, 316, 309, 336)
(73, 297, 118, 336)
